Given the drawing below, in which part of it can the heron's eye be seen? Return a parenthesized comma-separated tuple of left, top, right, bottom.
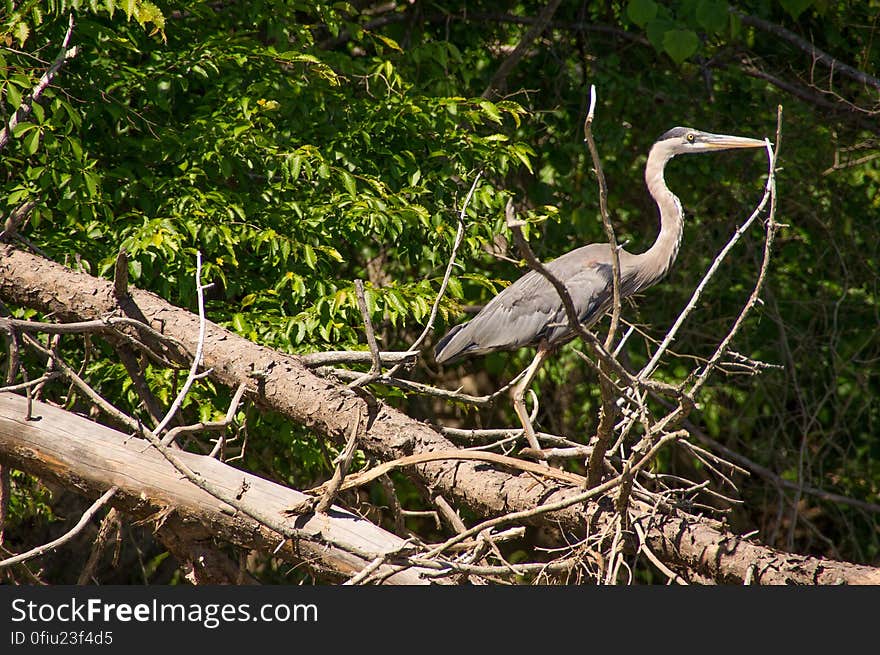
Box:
(687, 133, 696, 143)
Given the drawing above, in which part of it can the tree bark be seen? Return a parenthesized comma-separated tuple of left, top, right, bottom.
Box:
(2, 245, 879, 584)
(0, 392, 434, 584)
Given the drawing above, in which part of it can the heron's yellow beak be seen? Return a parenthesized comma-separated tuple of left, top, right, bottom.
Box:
(704, 134, 767, 149)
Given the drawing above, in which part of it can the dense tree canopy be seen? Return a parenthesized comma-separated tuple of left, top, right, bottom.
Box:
(1, 0, 878, 583)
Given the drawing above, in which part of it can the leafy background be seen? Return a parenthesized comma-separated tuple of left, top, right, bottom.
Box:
(1, 0, 878, 581)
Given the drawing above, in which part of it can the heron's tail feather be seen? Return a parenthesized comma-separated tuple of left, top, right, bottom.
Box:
(434, 322, 472, 364)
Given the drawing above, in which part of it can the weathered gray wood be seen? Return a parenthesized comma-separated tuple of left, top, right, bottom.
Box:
(0, 392, 433, 584)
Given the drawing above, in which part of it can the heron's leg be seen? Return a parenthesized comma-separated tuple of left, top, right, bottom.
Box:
(510, 346, 549, 456)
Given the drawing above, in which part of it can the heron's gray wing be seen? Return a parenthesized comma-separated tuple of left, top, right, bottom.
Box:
(434, 244, 614, 362)
(538, 250, 614, 344)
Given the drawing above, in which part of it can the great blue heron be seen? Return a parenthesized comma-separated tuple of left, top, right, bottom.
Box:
(434, 127, 766, 451)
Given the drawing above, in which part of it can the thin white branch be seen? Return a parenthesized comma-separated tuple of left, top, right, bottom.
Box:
(399, 171, 483, 359)
(153, 252, 209, 437)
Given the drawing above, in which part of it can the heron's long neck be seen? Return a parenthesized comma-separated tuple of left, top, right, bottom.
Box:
(631, 144, 683, 289)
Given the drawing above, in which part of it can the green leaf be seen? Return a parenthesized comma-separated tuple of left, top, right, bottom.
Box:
(320, 246, 344, 262)
(663, 29, 699, 64)
(645, 18, 677, 51)
(779, 0, 813, 19)
(373, 33, 402, 52)
(12, 122, 33, 138)
(446, 276, 463, 299)
(696, 0, 728, 34)
(23, 128, 40, 155)
(124, 0, 137, 20)
(84, 171, 99, 197)
(511, 145, 534, 174)
(6, 83, 21, 111)
(30, 100, 44, 123)
(385, 289, 407, 315)
(478, 100, 503, 124)
(728, 10, 741, 38)
(290, 155, 302, 181)
(340, 170, 357, 197)
(627, 0, 658, 27)
(136, 1, 165, 33)
(303, 243, 317, 268)
(14, 21, 30, 47)
(231, 313, 250, 333)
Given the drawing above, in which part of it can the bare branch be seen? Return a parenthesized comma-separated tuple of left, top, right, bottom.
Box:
(583, 84, 621, 348)
(421, 431, 685, 560)
(318, 364, 523, 406)
(355, 279, 381, 375)
(315, 407, 362, 514)
(152, 251, 211, 437)
(22, 333, 142, 433)
(113, 250, 129, 300)
(0, 201, 37, 243)
(632, 519, 688, 585)
(688, 109, 782, 397)
(737, 11, 880, 91)
(77, 508, 121, 585)
(0, 465, 9, 545)
(0, 14, 78, 153)
(345, 280, 383, 389)
(0, 486, 118, 569)
(582, 84, 623, 488)
(117, 346, 165, 426)
(299, 350, 416, 367)
(482, 0, 563, 98)
(306, 449, 586, 495)
(395, 170, 483, 364)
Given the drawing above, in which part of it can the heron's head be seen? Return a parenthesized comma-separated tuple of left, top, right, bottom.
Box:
(655, 127, 766, 157)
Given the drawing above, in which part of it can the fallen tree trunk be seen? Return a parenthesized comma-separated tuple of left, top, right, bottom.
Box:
(0, 392, 434, 584)
(2, 245, 879, 584)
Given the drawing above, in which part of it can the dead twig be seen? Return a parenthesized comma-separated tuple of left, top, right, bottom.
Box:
(582, 85, 622, 488)
(391, 171, 483, 371)
(159, 381, 248, 451)
(77, 508, 122, 585)
(299, 350, 416, 367)
(0, 14, 78, 153)
(151, 252, 212, 437)
(421, 430, 684, 560)
(315, 407, 362, 514)
(0, 486, 118, 569)
(346, 280, 383, 388)
(688, 109, 782, 397)
(482, 0, 563, 98)
(113, 249, 129, 300)
(308, 448, 585, 495)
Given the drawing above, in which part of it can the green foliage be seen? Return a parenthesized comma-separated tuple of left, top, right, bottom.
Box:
(779, 0, 813, 19)
(0, 0, 166, 46)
